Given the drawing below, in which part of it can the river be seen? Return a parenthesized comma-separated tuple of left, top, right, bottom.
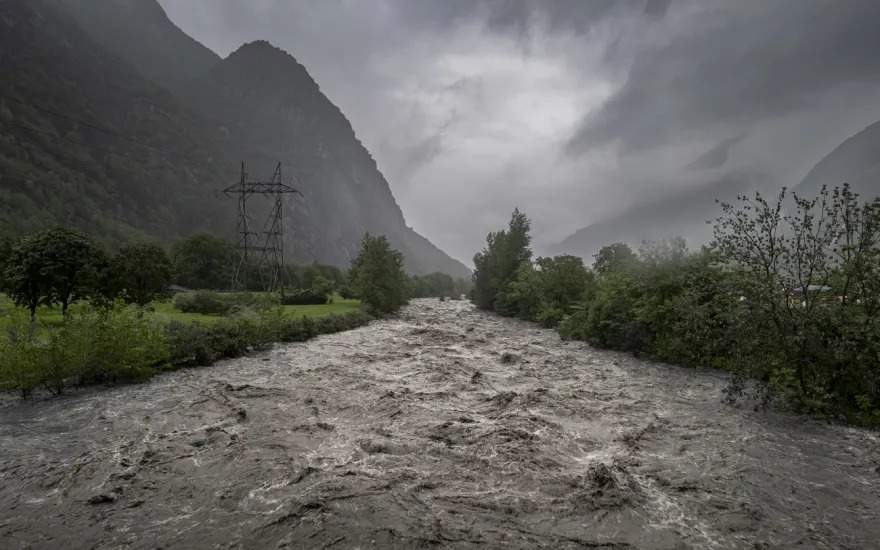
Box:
(1, 299, 878, 549)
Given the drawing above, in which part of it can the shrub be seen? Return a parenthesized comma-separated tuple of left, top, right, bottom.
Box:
(166, 321, 216, 366)
(536, 306, 565, 328)
(164, 309, 372, 369)
(281, 288, 328, 305)
(0, 304, 170, 395)
(0, 311, 44, 398)
(73, 305, 170, 384)
(174, 291, 233, 315)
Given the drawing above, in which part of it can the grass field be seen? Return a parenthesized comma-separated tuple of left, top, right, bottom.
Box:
(0, 293, 362, 327)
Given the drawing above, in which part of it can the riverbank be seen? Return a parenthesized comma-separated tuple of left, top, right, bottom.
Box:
(0, 294, 369, 398)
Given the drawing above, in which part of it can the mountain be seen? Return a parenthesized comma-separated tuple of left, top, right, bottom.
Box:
(179, 41, 469, 276)
(56, 0, 220, 96)
(794, 119, 880, 199)
(0, 0, 230, 243)
(0, 0, 470, 278)
(549, 174, 759, 261)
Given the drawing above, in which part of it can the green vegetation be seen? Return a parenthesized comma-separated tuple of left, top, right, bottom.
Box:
(0, 223, 434, 399)
(171, 234, 234, 290)
(411, 271, 471, 299)
(473, 186, 880, 425)
(0, 304, 169, 398)
(0, 299, 370, 398)
(472, 208, 532, 311)
(112, 243, 173, 306)
(0, 227, 375, 399)
(3, 228, 108, 317)
(349, 234, 410, 315)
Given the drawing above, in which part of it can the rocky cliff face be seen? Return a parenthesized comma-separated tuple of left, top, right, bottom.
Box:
(0, 0, 469, 278)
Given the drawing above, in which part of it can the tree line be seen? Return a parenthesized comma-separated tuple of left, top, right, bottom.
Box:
(0, 230, 426, 397)
(471, 184, 880, 425)
(0, 228, 468, 318)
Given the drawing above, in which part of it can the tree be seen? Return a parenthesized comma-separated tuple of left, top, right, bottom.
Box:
(171, 234, 233, 290)
(593, 242, 638, 276)
(535, 255, 590, 309)
(0, 235, 12, 288)
(112, 243, 173, 306)
(349, 234, 409, 315)
(3, 228, 106, 317)
(411, 272, 455, 298)
(713, 184, 880, 409)
(471, 208, 532, 310)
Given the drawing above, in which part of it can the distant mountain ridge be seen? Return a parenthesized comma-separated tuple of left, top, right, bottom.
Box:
(794, 119, 880, 199)
(0, 0, 470, 278)
(549, 174, 760, 260)
(552, 115, 880, 262)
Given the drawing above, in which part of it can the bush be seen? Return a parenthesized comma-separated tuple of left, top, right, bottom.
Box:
(76, 305, 170, 384)
(0, 304, 170, 395)
(0, 300, 371, 398)
(0, 311, 44, 398)
(174, 291, 233, 315)
(165, 309, 372, 368)
(536, 306, 565, 328)
(281, 288, 328, 305)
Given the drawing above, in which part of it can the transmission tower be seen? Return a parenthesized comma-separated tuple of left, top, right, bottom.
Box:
(223, 162, 301, 293)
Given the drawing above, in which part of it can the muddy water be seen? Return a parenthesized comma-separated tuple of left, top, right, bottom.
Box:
(1, 299, 879, 549)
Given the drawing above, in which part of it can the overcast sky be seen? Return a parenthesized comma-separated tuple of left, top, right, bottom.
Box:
(159, 0, 880, 265)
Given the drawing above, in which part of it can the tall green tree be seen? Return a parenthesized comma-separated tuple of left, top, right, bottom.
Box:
(112, 243, 173, 306)
(3, 228, 106, 317)
(171, 234, 233, 290)
(472, 208, 532, 310)
(349, 234, 409, 315)
(593, 242, 638, 277)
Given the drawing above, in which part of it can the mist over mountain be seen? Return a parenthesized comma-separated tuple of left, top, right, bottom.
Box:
(0, 0, 469, 278)
(794, 119, 880, 200)
(551, 114, 880, 262)
(549, 174, 761, 260)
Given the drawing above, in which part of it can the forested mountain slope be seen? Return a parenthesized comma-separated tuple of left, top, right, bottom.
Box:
(0, 0, 469, 277)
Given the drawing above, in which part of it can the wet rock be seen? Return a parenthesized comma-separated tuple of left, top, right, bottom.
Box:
(499, 352, 519, 364)
(487, 391, 518, 408)
(588, 463, 616, 487)
(358, 438, 393, 454)
(87, 491, 120, 505)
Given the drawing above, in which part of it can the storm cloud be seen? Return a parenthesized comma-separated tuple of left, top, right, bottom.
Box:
(158, 0, 880, 263)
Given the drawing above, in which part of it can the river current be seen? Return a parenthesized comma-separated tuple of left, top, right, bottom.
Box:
(1, 299, 878, 548)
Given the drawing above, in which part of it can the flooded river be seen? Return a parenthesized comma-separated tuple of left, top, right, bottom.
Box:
(1, 299, 878, 549)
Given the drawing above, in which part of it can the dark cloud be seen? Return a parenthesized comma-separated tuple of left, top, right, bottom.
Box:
(568, 0, 880, 155)
(686, 135, 744, 171)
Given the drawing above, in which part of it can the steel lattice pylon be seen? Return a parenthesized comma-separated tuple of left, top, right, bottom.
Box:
(223, 162, 301, 293)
